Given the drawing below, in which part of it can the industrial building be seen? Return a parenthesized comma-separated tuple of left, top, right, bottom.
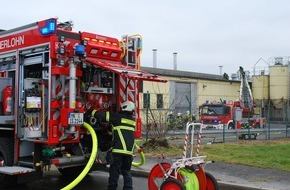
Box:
(139, 67, 241, 126)
(139, 56, 290, 126)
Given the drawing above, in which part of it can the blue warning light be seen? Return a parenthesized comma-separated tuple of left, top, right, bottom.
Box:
(40, 19, 56, 35)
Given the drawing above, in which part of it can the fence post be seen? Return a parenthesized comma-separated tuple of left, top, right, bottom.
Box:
(286, 125, 290, 138)
(267, 123, 271, 140)
(145, 91, 149, 143)
(223, 124, 225, 142)
(266, 101, 271, 140)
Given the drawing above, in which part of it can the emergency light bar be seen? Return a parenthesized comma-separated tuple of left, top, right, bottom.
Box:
(40, 19, 56, 35)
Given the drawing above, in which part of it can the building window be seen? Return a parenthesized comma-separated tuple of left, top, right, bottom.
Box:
(139, 81, 143, 93)
(157, 94, 163, 108)
(143, 93, 150, 108)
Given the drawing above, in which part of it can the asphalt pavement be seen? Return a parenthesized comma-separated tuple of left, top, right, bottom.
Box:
(131, 156, 290, 190)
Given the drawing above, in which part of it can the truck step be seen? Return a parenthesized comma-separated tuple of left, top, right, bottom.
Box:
(0, 166, 35, 175)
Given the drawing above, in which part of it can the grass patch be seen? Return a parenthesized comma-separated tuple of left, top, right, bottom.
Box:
(202, 139, 290, 172)
(142, 137, 185, 158)
(143, 138, 290, 172)
(143, 143, 184, 158)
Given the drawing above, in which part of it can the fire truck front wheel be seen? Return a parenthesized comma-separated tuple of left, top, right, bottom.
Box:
(254, 123, 260, 128)
(0, 137, 16, 188)
(228, 123, 235, 129)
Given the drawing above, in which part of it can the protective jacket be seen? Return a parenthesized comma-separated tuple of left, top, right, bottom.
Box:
(91, 110, 135, 156)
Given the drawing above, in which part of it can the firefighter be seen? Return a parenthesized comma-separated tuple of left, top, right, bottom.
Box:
(192, 113, 197, 122)
(183, 110, 192, 124)
(182, 111, 192, 128)
(166, 111, 174, 130)
(176, 112, 183, 129)
(87, 101, 136, 190)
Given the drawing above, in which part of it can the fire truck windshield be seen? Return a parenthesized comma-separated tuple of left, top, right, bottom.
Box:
(200, 105, 224, 115)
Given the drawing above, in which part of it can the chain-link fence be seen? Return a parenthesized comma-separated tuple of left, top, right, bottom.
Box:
(142, 123, 290, 145)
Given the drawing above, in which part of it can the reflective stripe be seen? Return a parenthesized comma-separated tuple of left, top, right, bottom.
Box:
(117, 128, 127, 152)
(91, 109, 97, 116)
(106, 111, 110, 122)
(111, 117, 135, 155)
(113, 126, 135, 131)
(112, 128, 134, 155)
(121, 118, 136, 126)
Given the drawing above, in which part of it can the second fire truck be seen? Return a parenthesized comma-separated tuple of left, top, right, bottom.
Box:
(199, 67, 266, 130)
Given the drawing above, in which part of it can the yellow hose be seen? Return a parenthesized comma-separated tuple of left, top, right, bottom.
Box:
(61, 122, 98, 190)
(132, 143, 145, 167)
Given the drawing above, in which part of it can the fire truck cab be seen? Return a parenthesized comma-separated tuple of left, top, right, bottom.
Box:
(0, 18, 165, 187)
(199, 100, 266, 130)
(199, 101, 234, 129)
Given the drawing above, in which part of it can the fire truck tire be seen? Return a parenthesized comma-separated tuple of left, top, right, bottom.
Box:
(0, 137, 16, 188)
(228, 123, 235, 129)
(160, 178, 186, 190)
(58, 165, 88, 178)
(205, 172, 219, 190)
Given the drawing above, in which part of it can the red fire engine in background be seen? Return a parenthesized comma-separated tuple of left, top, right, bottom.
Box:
(199, 67, 266, 130)
(0, 18, 166, 187)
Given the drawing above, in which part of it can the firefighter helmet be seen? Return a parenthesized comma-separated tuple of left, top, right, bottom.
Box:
(121, 101, 135, 112)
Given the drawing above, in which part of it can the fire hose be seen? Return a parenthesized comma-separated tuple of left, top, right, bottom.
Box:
(61, 122, 98, 190)
(61, 122, 145, 189)
(132, 143, 145, 167)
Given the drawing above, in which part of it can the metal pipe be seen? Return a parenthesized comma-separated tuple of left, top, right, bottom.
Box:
(69, 61, 76, 109)
(183, 122, 191, 159)
(173, 52, 177, 70)
(152, 49, 157, 68)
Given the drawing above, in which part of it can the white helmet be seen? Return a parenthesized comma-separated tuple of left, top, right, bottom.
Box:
(121, 101, 135, 112)
(186, 111, 190, 114)
(177, 112, 182, 117)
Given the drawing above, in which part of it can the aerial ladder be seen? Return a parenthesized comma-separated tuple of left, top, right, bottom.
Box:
(239, 66, 254, 117)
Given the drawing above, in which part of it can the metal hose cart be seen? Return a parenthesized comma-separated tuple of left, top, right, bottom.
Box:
(148, 123, 219, 190)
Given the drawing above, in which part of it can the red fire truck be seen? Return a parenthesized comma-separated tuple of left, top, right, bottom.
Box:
(0, 18, 166, 187)
(199, 100, 266, 129)
(199, 67, 266, 130)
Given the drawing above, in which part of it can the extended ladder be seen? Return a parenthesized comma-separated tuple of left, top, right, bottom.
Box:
(239, 66, 253, 108)
(121, 35, 142, 69)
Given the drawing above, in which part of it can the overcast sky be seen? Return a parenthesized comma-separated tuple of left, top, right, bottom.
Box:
(2, 0, 290, 76)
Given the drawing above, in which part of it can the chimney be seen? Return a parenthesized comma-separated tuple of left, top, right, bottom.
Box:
(219, 66, 223, 75)
(173, 52, 177, 70)
(152, 49, 157, 68)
